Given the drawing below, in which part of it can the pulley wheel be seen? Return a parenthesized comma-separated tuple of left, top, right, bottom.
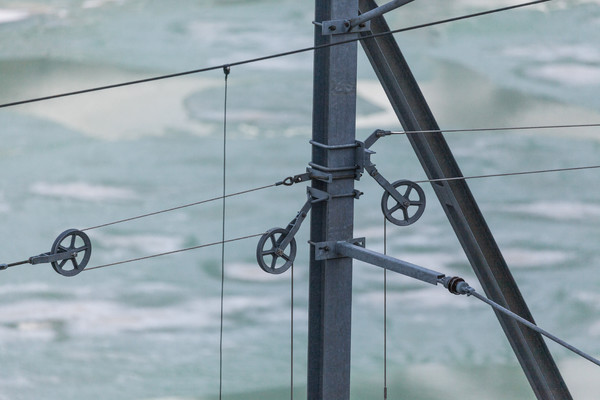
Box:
(50, 229, 92, 277)
(256, 228, 296, 274)
(381, 180, 426, 226)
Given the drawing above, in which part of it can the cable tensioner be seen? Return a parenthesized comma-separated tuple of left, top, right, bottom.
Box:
(0, 229, 92, 277)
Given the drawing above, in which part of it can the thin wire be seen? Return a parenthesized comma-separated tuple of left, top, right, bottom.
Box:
(383, 217, 388, 400)
(414, 164, 600, 185)
(83, 233, 264, 271)
(388, 122, 600, 136)
(219, 65, 230, 400)
(0, 0, 549, 110)
(468, 289, 600, 368)
(290, 263, 295, 400)
(81, 183, 276, 232)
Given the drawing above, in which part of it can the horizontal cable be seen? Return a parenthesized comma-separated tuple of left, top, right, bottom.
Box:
(415, 164, 600, 184)
(84, 232, 265, 271)
(388, 122, 600, 136)
(469, 289, 600, 367)
(81, 183, 277, 231)
(0, 0, 549, 109)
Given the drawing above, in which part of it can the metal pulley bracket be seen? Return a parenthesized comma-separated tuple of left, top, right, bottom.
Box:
(257, 190, 316, 274)
(278, 168, 333, 187)
(356, 131, 426, 226)
(1, 229, 92, 277)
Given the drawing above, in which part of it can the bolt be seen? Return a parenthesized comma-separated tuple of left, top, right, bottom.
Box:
(359, 23, 366, 28)
(344, 21, 350, 28)
(328, 25, 336, 31)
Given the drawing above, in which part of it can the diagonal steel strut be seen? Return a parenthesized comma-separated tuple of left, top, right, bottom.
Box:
(357, 0, 572, 398)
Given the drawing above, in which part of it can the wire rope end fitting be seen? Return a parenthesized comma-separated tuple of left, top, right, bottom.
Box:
(223, 64, 231, 76)
(440, 276, 474, 296)
(0, 263, 7, 271)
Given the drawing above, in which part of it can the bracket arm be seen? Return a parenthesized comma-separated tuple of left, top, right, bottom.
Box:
(316, 240, 444, 285)
(350, 0, 414, 31)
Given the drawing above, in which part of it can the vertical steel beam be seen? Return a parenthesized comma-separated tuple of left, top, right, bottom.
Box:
(307, 0, 358, 399)
(357, 1, 572, 398)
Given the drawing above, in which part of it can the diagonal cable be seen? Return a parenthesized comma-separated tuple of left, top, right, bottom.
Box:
(0, 0, 550, 109)
(84, 233, 265, 271)
(81, 183, 277, 232)
(414, 164, 600, 184)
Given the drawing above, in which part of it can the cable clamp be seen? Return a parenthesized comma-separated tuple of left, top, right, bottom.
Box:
(321, 19, 370, 35)
(312, 238, 366, 261)
(277, 168, 333, 187)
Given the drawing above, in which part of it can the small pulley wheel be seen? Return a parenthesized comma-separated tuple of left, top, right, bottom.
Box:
(381, 180, 426, 226)
(50, 229, 92, 277)
(256, 228, 296, 274)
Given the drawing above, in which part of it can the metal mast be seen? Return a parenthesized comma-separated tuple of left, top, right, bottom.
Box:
(307, 0, 359, 399)
(357, 0, 572, 398)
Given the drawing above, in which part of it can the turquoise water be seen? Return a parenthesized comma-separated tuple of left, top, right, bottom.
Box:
(1, 1, 600, 399)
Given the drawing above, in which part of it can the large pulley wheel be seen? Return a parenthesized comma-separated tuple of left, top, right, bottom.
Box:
(50, 229, 92, 277)
(256, 228, 296, 275)
(381, 180, 426, 226)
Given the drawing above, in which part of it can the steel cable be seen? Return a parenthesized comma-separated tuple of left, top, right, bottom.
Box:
(414, 164, 600, 185)
(468, 289, 600, 367)
(386, 122, 600, 136)
(81, 183, 277, 232)
(83, 233, 265, 271)
(218, 65, 230, 400)
(0, 0, 550, 109)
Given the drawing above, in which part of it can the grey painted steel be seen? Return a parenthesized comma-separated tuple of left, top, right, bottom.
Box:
(308, 0, 358, 399)
(350, 0, 413, 28)
(322, 19, 370, 35)
(329, 241, 444, 285)
(357, 1, 572, 398)
(256, 227, 297, 274)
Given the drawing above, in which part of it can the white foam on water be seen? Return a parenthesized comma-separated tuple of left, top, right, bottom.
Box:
(356, 286, 471, 310)
(225, 261, 285, 282)
(504, 44, 600, 64)
(356, 80, 398, 129)
(82, 0, 124, 9)
(559, 358, 600, 399)
(574, 292, 600, 311)
(503, 247, 571, 268)
(525, 63, 600, 86)
(0, 9, 29, 24)
(0, 192, 9, 213)
(144, 397, 200, 400)
(20, 75, 222, 140)
(93, 232, 184, 255)
(30, 181, 137, 201)
(0, 298, 217, 338)
(507, 201, 600, 221)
